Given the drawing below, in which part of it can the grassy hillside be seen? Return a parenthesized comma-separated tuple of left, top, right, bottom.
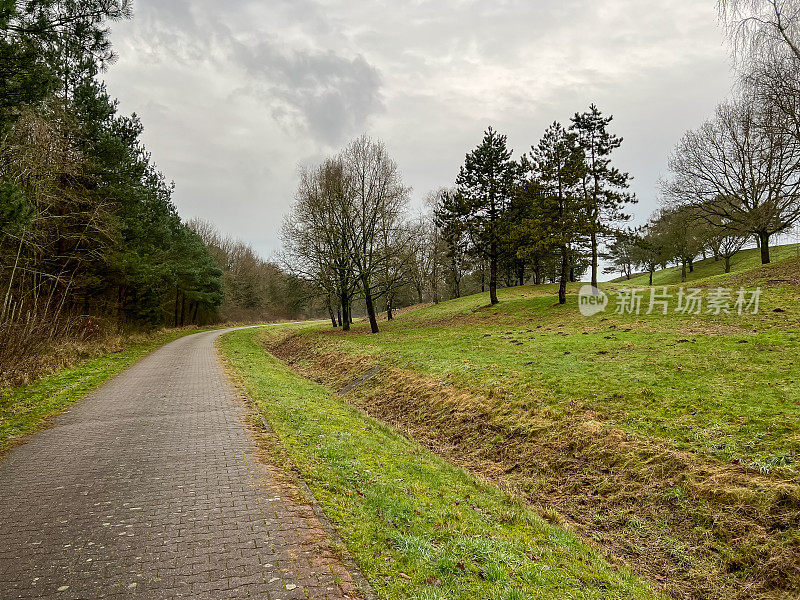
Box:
(621, 243, 800, 286)
(222, 329, 658, 600)
(244, 253, 800, 600)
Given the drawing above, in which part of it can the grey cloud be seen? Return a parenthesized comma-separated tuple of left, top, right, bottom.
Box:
(130, 0, 383, 145)
(105, 0, 733, 262)
(234, 41, 383, 145)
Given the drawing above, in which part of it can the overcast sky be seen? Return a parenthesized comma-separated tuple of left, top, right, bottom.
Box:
(103, 0, 734, 260)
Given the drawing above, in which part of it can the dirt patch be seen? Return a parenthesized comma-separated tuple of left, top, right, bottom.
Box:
(268, 333, 800, 600)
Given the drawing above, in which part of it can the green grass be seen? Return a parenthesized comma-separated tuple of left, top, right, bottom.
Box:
(221, 327, 659, 600)
(0, 328, 213, 453)
(623, 243, 800, 286)
(279, 253, 800, 479)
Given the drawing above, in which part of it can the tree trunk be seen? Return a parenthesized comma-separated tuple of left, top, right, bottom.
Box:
(681, 260, 687, 283)
(340, 289, 350, 331)
(725, 255, 731, 273)
(327, 301, 337, 328)
(361, 275, 379, 333)
(559, 247, 569, 305)
(590, 229, 598, 288)
(759, 232, 771, 264)
(174, 286, 180, 327)
(180, 292, 186, 326)
(649, 270, 654, 286)
(337, 305, 342, 327)
(688, 258, 694, 273)
(386, 295, 393, 321)
(489, 245, 499, 305)
(192, 302, 199, 324)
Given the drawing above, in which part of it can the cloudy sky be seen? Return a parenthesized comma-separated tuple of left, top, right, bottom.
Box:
(103, 0, 734, 260)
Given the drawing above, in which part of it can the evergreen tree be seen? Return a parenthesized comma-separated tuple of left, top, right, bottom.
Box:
(1, 1, 224, 331)
(602, 229, 638, 280)
(517, 123, 589, 304)
(570, 104, 636, 288)
(454, 127, 518, 305)
(433, 188, 470, 298)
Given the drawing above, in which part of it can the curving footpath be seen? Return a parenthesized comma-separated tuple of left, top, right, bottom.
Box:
(0, 328, 361, 599)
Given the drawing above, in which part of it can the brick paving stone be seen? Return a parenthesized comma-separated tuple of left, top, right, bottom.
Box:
(0, 329, 362, 599)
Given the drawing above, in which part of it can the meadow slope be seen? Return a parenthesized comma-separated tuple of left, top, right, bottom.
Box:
(251, 249, 800, 600)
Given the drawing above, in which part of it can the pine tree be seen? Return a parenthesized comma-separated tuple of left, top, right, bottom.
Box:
(570, 104, 636, 288)
(517, 122, 589, 304)
(455, 127, 518, 305)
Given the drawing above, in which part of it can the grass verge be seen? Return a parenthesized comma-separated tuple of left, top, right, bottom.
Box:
(0, 327, 214, 453)
(220, 326, 659, 600)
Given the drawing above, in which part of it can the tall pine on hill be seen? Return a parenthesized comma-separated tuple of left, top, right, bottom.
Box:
(519, 122, 590, 304)
(454, 127, 518, 305)
(570, 104, 635, 288)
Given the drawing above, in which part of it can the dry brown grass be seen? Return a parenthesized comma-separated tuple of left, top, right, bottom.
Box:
(268, 332, 800, 600)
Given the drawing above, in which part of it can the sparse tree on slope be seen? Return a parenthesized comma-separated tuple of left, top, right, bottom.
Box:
(342, 135, 410, 333)
(603, 230, 638, 280)
(434, 188, 471, 299)
(629, 224, 669, 286)
(653, 205, 705, 283)
(665, 98, 800, 264)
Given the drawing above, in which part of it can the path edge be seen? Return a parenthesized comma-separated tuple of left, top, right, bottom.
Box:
(216, 331, 380, 600)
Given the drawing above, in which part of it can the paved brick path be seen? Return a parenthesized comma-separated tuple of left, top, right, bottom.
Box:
(0, 329, 362, 599)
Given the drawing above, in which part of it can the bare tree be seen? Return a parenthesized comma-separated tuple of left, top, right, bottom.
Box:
(720, 0, 800, 63)
(341, 135, 410, 333)
(401, 214, 432, 306)
(404, 197, 450, 305)
(281, 158, 357, 329)
(376, 219, 416, 320)
(720, 1, 800, 141)
(664, 98, 800, 263)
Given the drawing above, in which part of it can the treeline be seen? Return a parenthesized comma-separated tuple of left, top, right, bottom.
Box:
(0, 0, 224, 351)
(437, 108, 634, 306)
(604, 0, 800, 282)
(284, 107, 636, 332)
(603, 208, 752, 284)
(189, 219, 310, 322)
